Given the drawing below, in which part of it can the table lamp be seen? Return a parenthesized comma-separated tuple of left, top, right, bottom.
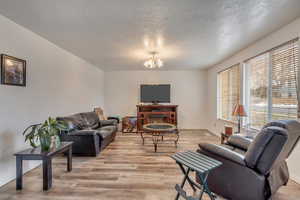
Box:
(232, 104, 247, 133)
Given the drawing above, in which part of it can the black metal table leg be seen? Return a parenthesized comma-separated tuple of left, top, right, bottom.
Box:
(141, 132, 145, 145)
(175, 167, 191, 200)
(16, 156, 23, 190)
(197, 172, 215, 200)
(43, 158, 52, 191)
(178, 163, 197, 192)
(175, 131, 179, 148)
(67, 146, 72, 172)
(171, 151, 222, 200)
(152, 133, 159, 152)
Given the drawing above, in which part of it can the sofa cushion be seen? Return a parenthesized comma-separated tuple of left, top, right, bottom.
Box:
(100, 125, 117, 133)
(96, 129, 112, 139)
(80, 112, 100, 129)
(57, 113, 85, 130)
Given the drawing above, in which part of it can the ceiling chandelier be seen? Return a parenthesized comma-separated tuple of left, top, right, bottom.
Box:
(144, 51, 163, 69)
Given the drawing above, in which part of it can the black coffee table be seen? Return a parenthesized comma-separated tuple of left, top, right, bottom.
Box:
(142, 123, 179, 152)
(14, 142, 73, 191)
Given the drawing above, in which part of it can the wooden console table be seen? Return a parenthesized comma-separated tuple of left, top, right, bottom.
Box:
(14, 142, 73, 191)
(137, 104, 178, 131)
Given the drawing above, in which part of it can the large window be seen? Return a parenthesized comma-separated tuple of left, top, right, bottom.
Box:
(245, 39, 299, 129)
(218, 64, 241, 121)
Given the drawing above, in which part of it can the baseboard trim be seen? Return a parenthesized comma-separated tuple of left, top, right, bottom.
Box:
(178, 128, 208, 131)
(206, 129, 220, 137)
(0, 162, 41, 188)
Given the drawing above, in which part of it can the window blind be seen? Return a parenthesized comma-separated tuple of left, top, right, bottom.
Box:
(245, 38, 299, 129)
(246, 54, 269, 129)
(271, 40, 299, 120)
(218, 64, 240, 121)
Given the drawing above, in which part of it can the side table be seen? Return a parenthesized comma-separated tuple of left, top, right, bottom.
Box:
(14, 142, 73, 191)
(122, 116, 137, 133)
(221, 133, 232, 144)
(171, 151, 222, 200)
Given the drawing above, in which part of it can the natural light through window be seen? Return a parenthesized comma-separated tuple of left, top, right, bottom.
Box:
(244, 39, 299, 129)
(218, 64, 240, 122)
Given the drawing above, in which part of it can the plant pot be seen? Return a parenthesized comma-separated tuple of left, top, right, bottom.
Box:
(40, 135, 52, 152)
(54, 135, 61, 148)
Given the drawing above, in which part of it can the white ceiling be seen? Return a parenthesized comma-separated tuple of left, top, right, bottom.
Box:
(0, 0, 300, 71)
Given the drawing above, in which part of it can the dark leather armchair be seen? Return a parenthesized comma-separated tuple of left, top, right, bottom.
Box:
(197, 120, 300, 200)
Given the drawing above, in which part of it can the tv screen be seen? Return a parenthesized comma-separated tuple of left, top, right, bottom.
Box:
(140, 84, 170, 103)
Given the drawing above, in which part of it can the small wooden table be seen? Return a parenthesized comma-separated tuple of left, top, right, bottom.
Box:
(14, 142, 73, 191)
(171, 151, 222, 200)
(142, 123, 179, 152)
(221, 133, 232, 144)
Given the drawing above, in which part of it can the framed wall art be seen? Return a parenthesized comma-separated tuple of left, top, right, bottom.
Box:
(1, 54, 26, 86)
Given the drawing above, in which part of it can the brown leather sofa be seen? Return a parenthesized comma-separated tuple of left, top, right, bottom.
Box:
(197, 120, 300, 200)
(57, 111, 117, 156)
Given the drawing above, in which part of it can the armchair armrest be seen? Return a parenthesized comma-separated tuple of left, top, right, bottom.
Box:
(227, 134, 253, 151)
(199, 143, 246, 166)
(100, 119, 117, 127)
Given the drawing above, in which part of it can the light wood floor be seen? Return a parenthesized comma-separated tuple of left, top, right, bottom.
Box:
(0, 130, 299, 200)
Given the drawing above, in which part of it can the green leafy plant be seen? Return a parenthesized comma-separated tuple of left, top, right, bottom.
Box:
(23, 117, 68, 151)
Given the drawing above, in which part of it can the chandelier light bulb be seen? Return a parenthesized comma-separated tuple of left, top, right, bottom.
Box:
(144, 52, 163, 69)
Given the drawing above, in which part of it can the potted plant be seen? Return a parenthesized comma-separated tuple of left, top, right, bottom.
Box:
(23, 117, 67, 151)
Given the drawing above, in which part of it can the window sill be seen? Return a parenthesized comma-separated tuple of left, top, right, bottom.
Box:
(217, 118, 260, 133)
(217, 118, 238, 125)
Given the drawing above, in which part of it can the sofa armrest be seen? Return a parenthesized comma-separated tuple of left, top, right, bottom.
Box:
(68, 130, 99, 136)
(107, 117, 120, 124)
(100, 119, 117, 127)
(199, 143, 246, 166)
(60, 130, 100, 156)
(227, 134, 253, 151)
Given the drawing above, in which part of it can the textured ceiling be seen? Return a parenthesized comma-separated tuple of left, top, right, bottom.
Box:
(0, 0, 300, 71)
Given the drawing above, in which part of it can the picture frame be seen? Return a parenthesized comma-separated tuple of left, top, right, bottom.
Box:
(1, 54, 26, 86)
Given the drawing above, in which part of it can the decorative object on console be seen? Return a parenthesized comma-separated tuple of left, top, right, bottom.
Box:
(1, 54, 26, 86)
(232, 103, 247, 133)
(144, 51, 163, 69)
(22, 117, 67, 151)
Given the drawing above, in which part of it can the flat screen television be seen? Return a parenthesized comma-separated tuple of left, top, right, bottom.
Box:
(140, 84, 171, 103)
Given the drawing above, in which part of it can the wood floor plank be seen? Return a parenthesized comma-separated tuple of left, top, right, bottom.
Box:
(0, 130, 299, 200)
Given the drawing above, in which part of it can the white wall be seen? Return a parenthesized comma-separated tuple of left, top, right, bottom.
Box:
(0, 15, 105, 187)
(104, 70, 207, 129)
(206, 17, 300, 183)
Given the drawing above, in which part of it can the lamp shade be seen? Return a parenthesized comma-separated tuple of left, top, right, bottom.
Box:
(232, 104, 247, 117)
